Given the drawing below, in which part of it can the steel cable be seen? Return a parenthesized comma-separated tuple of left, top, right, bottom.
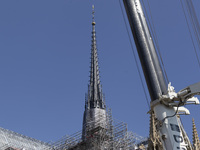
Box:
(180, 0, 200, 68)
(185, 0, 200, 52)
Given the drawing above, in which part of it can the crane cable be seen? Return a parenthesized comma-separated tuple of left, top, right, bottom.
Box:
(119, 0, 150, 109)
(180, 0, 200, 68)
(185, 0, 200, 51)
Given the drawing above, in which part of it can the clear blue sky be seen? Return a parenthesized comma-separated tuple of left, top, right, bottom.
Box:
(0, 0, 199, 143)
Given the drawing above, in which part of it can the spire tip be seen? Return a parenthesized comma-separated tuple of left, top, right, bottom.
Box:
(92, 5, 95, 25)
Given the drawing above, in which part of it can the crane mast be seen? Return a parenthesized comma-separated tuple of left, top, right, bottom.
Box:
(123, 0, 200, 149)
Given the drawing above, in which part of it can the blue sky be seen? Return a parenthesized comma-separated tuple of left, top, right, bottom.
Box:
(0, 0, 199, 143)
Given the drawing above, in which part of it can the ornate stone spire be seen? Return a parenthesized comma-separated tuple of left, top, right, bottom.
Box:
(82, 6, 107, 140)
(86, 5, 105, 110)
(148, 111, 163, 150)
(192, 118, 200, 150)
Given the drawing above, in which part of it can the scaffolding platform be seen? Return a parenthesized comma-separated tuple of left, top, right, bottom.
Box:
(48, 109, 147, 150)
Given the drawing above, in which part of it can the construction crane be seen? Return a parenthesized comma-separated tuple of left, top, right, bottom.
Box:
(122, 0, 200, 149)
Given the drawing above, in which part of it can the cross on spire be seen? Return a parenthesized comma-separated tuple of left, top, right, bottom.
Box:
(92, 5, 95, 23)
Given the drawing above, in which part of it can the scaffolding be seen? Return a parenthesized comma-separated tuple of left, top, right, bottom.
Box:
(48, 109, 146, 150)
(0, 110, 147, 150)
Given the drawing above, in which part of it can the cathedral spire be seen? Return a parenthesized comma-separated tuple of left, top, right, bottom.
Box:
(192, 118, 200, 150)
(86, 5, 105, 110)
(82, 6, 107, 140)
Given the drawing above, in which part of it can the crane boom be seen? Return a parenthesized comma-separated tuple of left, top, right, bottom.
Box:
(122, 0, 200, 149)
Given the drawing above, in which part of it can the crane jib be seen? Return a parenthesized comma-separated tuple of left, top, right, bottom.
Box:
(123, 0, 167, 101)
